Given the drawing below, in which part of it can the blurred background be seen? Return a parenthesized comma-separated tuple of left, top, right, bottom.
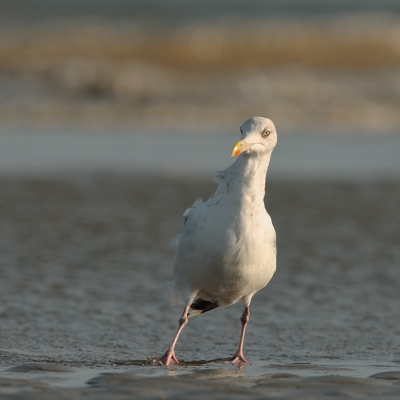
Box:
(1, 0, 400, 132)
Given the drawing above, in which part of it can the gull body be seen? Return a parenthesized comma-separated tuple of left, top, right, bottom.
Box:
(159, 117, 278, 366)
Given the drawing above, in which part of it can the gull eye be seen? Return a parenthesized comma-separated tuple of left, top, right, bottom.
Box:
(240, 127, 243, 134)
(261, 128, 271, 138)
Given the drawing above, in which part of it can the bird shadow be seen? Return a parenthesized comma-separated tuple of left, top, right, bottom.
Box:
(150, 357, 249, 368)
(107, 357, 249, 368)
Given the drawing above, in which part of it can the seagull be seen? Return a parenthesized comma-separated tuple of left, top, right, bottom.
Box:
(158, 117, 277, 366)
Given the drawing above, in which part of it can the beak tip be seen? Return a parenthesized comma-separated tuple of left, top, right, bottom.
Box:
(231, 139, 249, 157)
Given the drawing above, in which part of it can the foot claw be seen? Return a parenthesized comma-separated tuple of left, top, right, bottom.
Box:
(230, 353, 249, 365)
(158, 350, 179, 366)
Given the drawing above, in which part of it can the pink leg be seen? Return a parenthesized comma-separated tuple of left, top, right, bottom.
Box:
(230, 306, 250, 364)
(158, 305, 189, 366)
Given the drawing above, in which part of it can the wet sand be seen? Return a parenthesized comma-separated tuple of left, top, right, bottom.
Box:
(0, 174, 400, 398)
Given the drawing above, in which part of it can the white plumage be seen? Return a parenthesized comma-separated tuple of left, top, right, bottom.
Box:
(158, 117, 277, 366)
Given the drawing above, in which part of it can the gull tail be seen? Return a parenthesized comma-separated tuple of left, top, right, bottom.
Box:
(188, 298, 219, 318)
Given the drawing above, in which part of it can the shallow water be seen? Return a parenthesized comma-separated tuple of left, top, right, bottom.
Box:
(1, 128, 400, 178)
(0, 173, 400, 397)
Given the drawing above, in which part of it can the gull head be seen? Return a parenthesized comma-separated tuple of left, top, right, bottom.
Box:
(231, 117, 277, 157)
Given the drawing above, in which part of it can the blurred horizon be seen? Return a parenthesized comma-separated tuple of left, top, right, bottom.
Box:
(1, 0, 400, 132)
(1, 0, 400, 23)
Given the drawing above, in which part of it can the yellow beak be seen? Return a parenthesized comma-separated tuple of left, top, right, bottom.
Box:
(231, 139, 252, 157)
